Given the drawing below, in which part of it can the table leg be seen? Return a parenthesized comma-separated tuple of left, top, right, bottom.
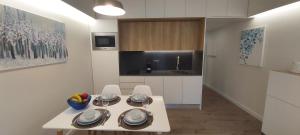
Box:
(156, 132, 162, 135)
(88, 131, 92, 135)
(57, 130, 63, 135)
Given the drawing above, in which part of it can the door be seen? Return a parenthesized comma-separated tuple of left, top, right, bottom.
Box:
(164, 77, 182, 104)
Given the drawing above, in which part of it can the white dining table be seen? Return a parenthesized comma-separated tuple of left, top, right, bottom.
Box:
(43, 95, 171, 135)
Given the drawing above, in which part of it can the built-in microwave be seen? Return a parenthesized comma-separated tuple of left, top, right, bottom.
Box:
(92, 32, 118, 50)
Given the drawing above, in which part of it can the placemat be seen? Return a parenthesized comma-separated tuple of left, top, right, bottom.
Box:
(93, 96, 121, 106)
(72, 109, 110, 129)
(118, 109, 153, 130)
(126, 97, 153, 107)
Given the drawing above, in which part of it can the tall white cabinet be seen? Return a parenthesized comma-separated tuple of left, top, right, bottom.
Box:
(262, 71, 300, 135)
(90, 20, 120, 94)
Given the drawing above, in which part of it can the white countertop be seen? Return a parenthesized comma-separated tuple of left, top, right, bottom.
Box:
(43, 95, 170, 133)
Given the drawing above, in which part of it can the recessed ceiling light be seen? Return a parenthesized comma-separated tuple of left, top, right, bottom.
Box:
(93, 0, 126, 16)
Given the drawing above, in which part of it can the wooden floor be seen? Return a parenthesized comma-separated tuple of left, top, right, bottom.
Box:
(74, 86, 262, 135)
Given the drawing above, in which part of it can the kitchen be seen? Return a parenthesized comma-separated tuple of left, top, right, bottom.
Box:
(1, 0, 300, 135)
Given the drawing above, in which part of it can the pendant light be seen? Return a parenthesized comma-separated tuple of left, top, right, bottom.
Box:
(93, 0, 126, 16)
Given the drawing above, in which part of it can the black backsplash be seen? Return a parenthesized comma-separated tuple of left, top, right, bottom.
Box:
(119, 51, 203, 75)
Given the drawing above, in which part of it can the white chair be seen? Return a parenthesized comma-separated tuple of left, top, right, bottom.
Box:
(132, 85, 153, 96)
(101, 84, 121, 95)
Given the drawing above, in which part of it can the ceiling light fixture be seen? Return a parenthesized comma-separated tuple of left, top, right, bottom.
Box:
(93, 0, 126, 16)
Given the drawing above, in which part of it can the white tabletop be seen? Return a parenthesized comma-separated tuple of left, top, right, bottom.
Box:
(43, 95, 170, 133)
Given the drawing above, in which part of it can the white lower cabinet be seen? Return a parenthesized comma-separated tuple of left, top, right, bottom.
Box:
(164, 77, 183, 104)
(119, 75, 203, 105)
(182, 76, 202, 104)
(145, 76, 164, 96)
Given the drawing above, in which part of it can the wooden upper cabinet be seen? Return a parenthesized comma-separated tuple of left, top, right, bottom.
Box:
(119, 21, 147, 51)
(181, 21, 200, 50)
(119, 19, 205, 51)
(181, 19, 205, 50)
(145, 22, 164, 50)
(162, 21, 181, 50)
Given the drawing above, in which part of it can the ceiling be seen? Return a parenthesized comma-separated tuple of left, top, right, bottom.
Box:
(62, 0, 96, 18)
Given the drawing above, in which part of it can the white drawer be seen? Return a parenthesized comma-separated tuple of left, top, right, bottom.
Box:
(119, 76, 145, 83)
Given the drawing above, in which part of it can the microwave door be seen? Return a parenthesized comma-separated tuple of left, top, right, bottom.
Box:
(95, 36, 115, 47)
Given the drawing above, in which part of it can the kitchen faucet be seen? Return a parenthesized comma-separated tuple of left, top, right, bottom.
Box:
(176, 56, 180, 70)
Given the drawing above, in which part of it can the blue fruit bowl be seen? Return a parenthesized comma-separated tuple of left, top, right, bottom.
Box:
(67, 95, 91, 110)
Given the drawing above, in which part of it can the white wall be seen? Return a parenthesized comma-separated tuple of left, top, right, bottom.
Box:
(205, 2, 300, 120)
(0, 1, 93, 135)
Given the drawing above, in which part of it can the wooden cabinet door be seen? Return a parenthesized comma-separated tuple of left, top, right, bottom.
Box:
(181, 20, 205, 50)
(145, 76, 164, 96)
(163, 21, 181, 50)
(181, 21, 200, 50)
(164, 77, 182, 104)
(145, 22, 164, 50)
(182, 76, 202, 104)
(146, 0, 165, 18)
(119, 22, 147, 51)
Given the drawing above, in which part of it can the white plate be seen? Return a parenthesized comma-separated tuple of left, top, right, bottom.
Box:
(130, 94, 148, 103)
(100, 94, 118, 101)
(123, 116, 147, 126)
(77, 117, 101, 126)
(124, 109, 147, 124)
(78, 110, 102, 123)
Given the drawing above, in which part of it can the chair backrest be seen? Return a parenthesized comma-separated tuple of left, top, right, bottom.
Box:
(132, 85, 152, 96)
(101, 84, 121, 95)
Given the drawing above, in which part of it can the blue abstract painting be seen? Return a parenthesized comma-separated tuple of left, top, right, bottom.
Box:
(240, 27, 265, 66)
(0, 4, 67, 71)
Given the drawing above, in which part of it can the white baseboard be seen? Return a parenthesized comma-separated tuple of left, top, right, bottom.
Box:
(205, 83, 263, 121)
